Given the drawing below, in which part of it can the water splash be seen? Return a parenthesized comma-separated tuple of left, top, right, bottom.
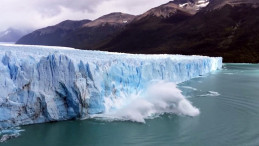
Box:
(92, 81, 200, 123)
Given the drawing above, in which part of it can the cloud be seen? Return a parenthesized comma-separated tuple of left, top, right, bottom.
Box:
(94, 0, 170, 16)
(0, 0, 170, 31)
(33, 0, 107, 16)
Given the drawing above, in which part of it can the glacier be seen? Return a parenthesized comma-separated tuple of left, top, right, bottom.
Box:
(0, 44, 222, 128)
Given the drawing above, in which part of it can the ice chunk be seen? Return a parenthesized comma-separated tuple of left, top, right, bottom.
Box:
(0, 127, 24, 143)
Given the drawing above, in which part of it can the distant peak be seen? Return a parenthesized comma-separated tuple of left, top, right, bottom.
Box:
(5, 27, 20, 32)
(0, 28, 26, 42)
(134, 1, 199, 21)
(103, 12, 124, 16)
(56, 19, 91, 26)
(83, 12, 135, 27)
(98, 12, 134, 20)
(48, 19, 92, 31)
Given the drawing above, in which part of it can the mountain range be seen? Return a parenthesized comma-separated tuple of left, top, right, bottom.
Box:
(16, 13, 135, 49)
(17, 0, 259, 63)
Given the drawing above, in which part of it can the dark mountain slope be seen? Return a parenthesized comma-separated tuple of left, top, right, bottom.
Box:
(97, 3, 259, 63)
(206, 0, 259, 10)
(96, 2, 196, 52)
(61, 13, 135, 49)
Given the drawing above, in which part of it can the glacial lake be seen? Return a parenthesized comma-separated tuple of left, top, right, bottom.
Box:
(1, 64, 259, 146)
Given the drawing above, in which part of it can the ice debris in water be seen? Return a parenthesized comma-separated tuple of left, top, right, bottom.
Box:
(0, 127, 24, 143)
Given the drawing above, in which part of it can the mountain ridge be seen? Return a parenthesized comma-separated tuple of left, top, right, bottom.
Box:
(16, 0, 259, 63)
(16, 13, 135, 49)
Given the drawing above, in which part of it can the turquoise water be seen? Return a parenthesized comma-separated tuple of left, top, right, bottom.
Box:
(2, 64, 259, 146)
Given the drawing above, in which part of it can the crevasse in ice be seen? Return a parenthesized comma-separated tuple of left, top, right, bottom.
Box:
(0, 44, 222, 128)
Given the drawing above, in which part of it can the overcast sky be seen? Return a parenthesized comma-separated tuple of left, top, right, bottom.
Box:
(0, 0, 170, 32)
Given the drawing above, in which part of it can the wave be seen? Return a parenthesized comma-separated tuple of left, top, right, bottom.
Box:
(181, 86, 198, 91)
(200, 91, 220, 97)
(91, 81, 200, 123)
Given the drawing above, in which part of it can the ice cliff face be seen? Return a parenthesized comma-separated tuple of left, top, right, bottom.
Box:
(0, 44, 222, 128)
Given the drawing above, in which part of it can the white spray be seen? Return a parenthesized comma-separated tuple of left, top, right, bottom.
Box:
(93, 81, 200, 123)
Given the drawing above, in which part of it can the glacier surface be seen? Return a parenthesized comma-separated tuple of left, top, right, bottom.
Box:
(0, 44, 222, 128)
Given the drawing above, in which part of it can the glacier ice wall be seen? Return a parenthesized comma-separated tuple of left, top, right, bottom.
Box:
(0, 44, 222, 128)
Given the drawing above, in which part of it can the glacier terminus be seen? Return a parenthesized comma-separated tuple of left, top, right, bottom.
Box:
(0, 44, 222, 128)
